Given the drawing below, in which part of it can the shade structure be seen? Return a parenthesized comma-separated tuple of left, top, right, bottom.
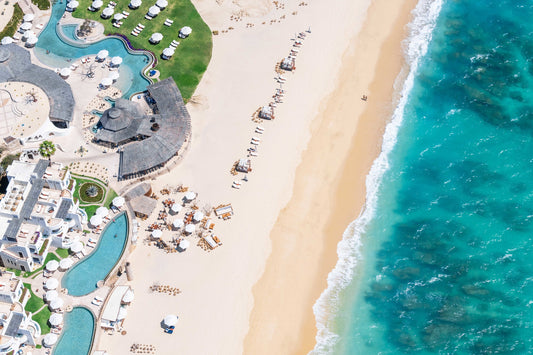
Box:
(1, 37, 13, 45)
(45, 290, 58, 303)
(172, 219, 184, 229)
(90, 214, 103, 227)
(59, 258, 73, 270)
(113, 13, 124, 21)
(184, 224, 195, 234)
(112, 196, 125, 207)
(148, 6, 160, 16)
(59, 67, 71, 77)
(122, 289, 134, 303)
(25, 36, 38, 46)
(129, 0, 141, 7)
(117, 307, 128, 320)
(180, 26, 192, 37)
(49, 313, 63, 326)
(96, 49, 109, 60)
(170, 203, 182, 213)
(43, 333, 58, 347)
(163, 314, 178, 327)
(150, 32, 163, 43)
(92, 0, 103, 8)
(23, 14, 34, 22)
(193, 211, 204, 222)
(70, 240, 83, 253)
(102, 7, 114, 17)
(67, 0, 79, 9)
(45, 260, 59, 272)
(155, 0, 167, 8)
(109, 72, 120, 82)
(96, 206, 109, 217)
(49, 298, 64, 310)
(162, 47, 175, 59)
(20, 22, 32, 30)
(100, 77, 112, 86)
(184, 191, 196, 201)
(45, 278, 59, 290)
(151, 229, 162, 238)
(178, 239, 190, 250)
(111, 56, 123, 66)
(23, 30, 35, 39)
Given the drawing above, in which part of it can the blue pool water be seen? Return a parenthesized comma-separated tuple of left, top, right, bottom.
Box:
(53, 307, 94, 355)
(313, 0, 533, 353)
(34, 0, 151, 97)
(62, 213, 128, 296)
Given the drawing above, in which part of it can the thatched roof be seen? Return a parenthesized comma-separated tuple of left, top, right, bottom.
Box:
(129, 195, 157, 217)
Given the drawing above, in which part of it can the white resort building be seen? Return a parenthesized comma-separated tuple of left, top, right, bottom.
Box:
(0, 159, 87, 271)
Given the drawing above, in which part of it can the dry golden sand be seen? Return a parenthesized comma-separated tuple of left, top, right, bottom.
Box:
(244, 0, 418, 353)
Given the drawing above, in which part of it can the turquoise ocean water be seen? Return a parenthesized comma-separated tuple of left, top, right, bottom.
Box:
(313, 0, 533, 353)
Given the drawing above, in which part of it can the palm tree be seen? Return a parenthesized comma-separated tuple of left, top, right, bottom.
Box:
(38, 140, 56, 162)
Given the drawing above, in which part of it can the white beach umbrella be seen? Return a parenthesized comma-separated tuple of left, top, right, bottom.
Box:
(49, 313, 63, 326)
(109, 71, 120, 81)
(122, 289, 134, 303)
(172, 219, 184, 229)
(102, 7, 114, 17)
(117, 307, 128, 320)
(184, 224, 195, 234)
(193, 211, 204, 222)
(92, 0, 103, 8)
(59, 258, 73, 270)
(49, 298, 64, 310)
(43, 333, 58, 347)
(113, 13, 124, 21)
(96, 49, 109, 60)
(170, 203, 181, 213)
(70, 240, 83, 253)
(23, 30, 35, 39)
(90, 214, 103, 227)
(178, 239, 190, 250)
(163, 314, 178, 327)
(111, 56, 122, 66)
(150, 32, 163, 43)
(1, 37, 13, 45)
(129, 0, 141, 7)
(148, 6, 160, 16)
(96, 206, 109, 217)
(25, 36, 38, 46)
(162, 47, 175, 58)
(112, 196, 125, 207)
(180, 26, 192, 36)
(20, 22, 32, 30)
(45, 260, 59, 272)
(67, 0, 79, 9)
(45, 278, 59, 290)
(59, 67, 71, 77)
(155, 0, 167, 8)
(151, 229, 162, 238)
(184, 191, 196, 201)
(100, 77, 112, 86)
(45, 290, 58, 303)
(23, 14, 34, 22)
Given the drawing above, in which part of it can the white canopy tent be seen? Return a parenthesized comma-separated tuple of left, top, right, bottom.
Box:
(96, 206, 109, 217)
(92, 0, 103, 9)
(155, 0, 167, 8)
(129, 0, 142, 8)
(20, 22, 32, 30)
(43, 333, 58, 347)
(193, 211, 204, 222)
(96, 49, 109, 60)
(113, 13, 124, 21)
(163, 314, 178, 327)
(148, 6, 160, 16)
(70, 240, 83, 253)
(111, 56, 123, 66)
(23, 14, 34, 22)
(172, 219, 184, 229)
(184, 191, 196, 201)
(101, 7, 114, 18)
(90, 214, 103, 227)
(150, 32, 163, 43)
(100, 77, 113, 87)
(59, 67, 71, 77)
(49, 313, 63, 326)
(1, 37, 13, 45)
(59, 258, 73, 270)
(49, 298, 64, 310)
(45, 278, 59, 290)
(178, 239, 190, 250)
(67, 0, 79, 10)
(45, 290, 58, 303)
(112, 196, 125, 207)
(45, 260, 59, 272)
(184, 224, 195, 234)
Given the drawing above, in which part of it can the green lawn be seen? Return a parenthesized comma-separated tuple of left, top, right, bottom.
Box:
(31, 0, 50, 10)
(0, 3, 23, 39)
(72, 0, 212, 100)
(23, 284, 51, 334)
(71, 175, 117, 218)
(55, 248, 70, 258)
(79, 182, 105, 203)
(23, 253, 60, 278)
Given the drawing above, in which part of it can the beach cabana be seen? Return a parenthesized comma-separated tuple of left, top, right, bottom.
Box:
(100, 77, 113, 88)
(280, 56, 296, 71)
(20, 22, 32, 31)
(163, 314, 178, 327)
(178, 239, 190, 250)
(22, 30, 35, 40)
(49, 313, 63, 327)
(70, 240, 83, 253)
(129, 0, 141, 9)
(59, 258, 73, 270)
(25, 36, 38, 48)
(110, 56, 123, 67)
(91, 0, 103, 10)
(90, 214, 103, 227)
(179, 26, 192, 38)
(161, 47, 175, 60)
(45, 290, 58, 303)
(259, 105, 274, 119)
(59, 67, 71, 78)
(184, 191, 196, 202)
(66, 0, 79, 11)
(23, 14, 34, 22)
(122, 289, 134, 304)
(49, 298, 64, 311)
(96, 206, 109, 218)
(1, 37, 13, 45)
(151, 229, 162, 239)
(101, 7, 114, 19)
(155, 0, 167, 9)
(193, 211, 204, 222)
(45, 278, 59, 290)
(113, 13, 124, 22)
(147, 6, 160, 17)
(184, 224, 195, 234)
(45, 260, 59, 272)
(149, 32, 163, 44)
(170, 203, 182, 214)
(172, 219, 184, 229)
(113, 196, 125, 208)
(236, 158, 252, 173)
(96, 49, 109, 61)
(43, 333, 58, 347)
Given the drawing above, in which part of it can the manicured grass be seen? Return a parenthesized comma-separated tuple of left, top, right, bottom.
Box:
(23, 283, 44, 313)
(31, 0, 50, 10)
(103, 188, 118, 208)
(0, 3, 23, 39)
(6, 268, 21, 276)
(23, 253, 60, 278)
(71, 0, 212, 100)
(23, 283, 51, 334)
(71, 174, 117, 218)
(55, 248, 70, 258)
(79, 182, 105, 203)
(84, 204, 99, 219)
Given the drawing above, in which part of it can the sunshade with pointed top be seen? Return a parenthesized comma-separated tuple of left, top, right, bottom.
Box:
(129, 0, 141, 7)
(148, 6, 160, 16)
(1, 37, 13, 45)
(23, 30, 35, 38)
(100, 77, 112, 86)
(59, 258, 73, 270)
(96, 49, 109, 59)
(180, 26, 192, 36)
(185, 224, 195, 234)
(90, 214, 103, 226)
(49, 313, 63, 326)
(178, 239, 190, 250)
(102, 7, 114, 17)
(20, 22, 32, 30)
(173, 219, 184, 229)
(151, 229, 162, 238)
(112, 196, 125, 207)
(45, 290, 58, 302)
(162, 47, 175, 57)
(59, 67, 71, 77)
(111, 56, 122, 65)
(67, 0, 79, 9)
(26, 36, 38, 45)
(49, 298, 64, 310)
(96, 206, 109, 217)
(45, 278, 59, 290)
(150, 32, 163, 42)
(23, 14, 34, 22)
(92, 0, 103, 8)
(170, 203, 182, 213)
(70, 240, 83, 253)
(43, 333, 58, 346)
(193, 211, 204, 222)
(113, 13, 124, 21)
(163, 314, 178, 326)
(45, 260, 59, 272)
(156, 0, 167, 8)
(184, 191, 196, 201)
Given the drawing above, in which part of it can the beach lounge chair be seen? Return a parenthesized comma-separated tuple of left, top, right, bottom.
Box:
(164, 328, 173, 334)
(138, 23, 145, 28)
(145, 15, 152, 20)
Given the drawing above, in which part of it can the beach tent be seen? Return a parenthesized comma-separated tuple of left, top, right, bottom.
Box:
(45, 260, 59, 272)
(59, 258, 73, 270)
(179, 26, 192, 38)
(172, 219, 184, 229)
(162, 47, 175, 60)
(23, 14, 34, 22)
(101, 7, 114, 18)
(49, 298, 64, 310)
(45, 278, 59, 290)
(96, 206, 109, 217)
(43, 333, 58, 347)
(151, 229, 162, 238)
(23, 30, 35, 39)
(59, 67, 71, 78)
(163, 314, 178, 327)
(129, 0, 142, 8)
(113, 13, 124, 21)
(92, 0, 103, 9)
(112, 196, 125, 207)
(111, 56, 123, 66)
(67, 0, 79, 10)
(193, 211, 204, 222)
(70, 240, 83, 253)
(45, 290, 58, 303)
(49, 313, 63, 326)
(100, 77, 113, 87)
(149, 32, 163, 43)
(96, 49, 109, 60)
(155, 0, 167, 9)
(1, 37, 13, 45)
(90, 214, 103, 227)
(178, 239, 190, 250)
(148, 6, 160, 16)
(25, 36, 38, 47)
(122, 289, 134, 303)
(170, 203, 181, 214)
(184, 191, 196, 201)
(184, 224, 195, 234)
(20, 22, 32, 30)
(117, 307, 128, 320)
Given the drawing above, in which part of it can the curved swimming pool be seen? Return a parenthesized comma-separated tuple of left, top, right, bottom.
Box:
(53, 307, 95, 355)
(34, 0, 151, 97)
(62, 213, 128, 296)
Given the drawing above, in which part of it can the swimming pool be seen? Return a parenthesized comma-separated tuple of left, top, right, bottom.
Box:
(34, 0, 151, 98)
(53, 307, 94, 355)
(62, 213, 128, 296)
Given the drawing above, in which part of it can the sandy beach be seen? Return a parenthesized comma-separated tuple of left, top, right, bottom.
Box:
(91, 0, 417, 354)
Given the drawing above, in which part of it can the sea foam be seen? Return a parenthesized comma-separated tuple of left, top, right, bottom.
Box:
(310, 0, 444, 353)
